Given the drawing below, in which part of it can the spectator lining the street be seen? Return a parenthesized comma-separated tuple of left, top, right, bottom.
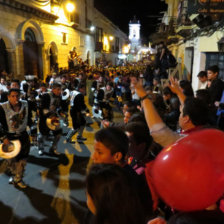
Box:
(86, 164, 148, 224)
(207, 65, 224, 106)
(197, 71, 208, 90)
(179, 80, 194, 97)
(131, 76, 210, 148)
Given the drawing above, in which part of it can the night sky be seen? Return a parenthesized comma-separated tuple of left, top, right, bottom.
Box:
(94, 0, 167, 44)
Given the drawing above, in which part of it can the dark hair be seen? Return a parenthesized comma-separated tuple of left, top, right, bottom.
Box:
(196, 89, 211, 106)
(52, 82, 61, 89)
(123, 101, 137, 110)
(40, 82, 47, 88)
(126, 107, 139, 117)
(86, 164, 146, 224)
(207, 65, 219, 74)
(125, 122, 162, 161)
(153, 93, 167, 116)
(11, 79, 20, 86)
(183, 97, 209, 126)
(78, 82, 85, 90)
(94, 127, 129, 162)
(179, 80, 194, 97)
(128, 112, 146, 124)
(125, 122, 151, 146)
(8, 88, 20, 95)
(163, 86, 173, 96)
(197, 71, 207, 78)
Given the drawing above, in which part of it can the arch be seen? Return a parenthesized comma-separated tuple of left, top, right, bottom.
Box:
(0, 32, 16, 50)
(17, 19, 44, 44)
(0, 39, 9, 72)
(47, 41, 58, 71)
(47, 41, 58, 56)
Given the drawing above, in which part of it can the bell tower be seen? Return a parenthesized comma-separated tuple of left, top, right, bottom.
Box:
(129, 16, 141, 53)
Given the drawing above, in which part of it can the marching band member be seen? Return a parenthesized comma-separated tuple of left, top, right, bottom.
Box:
(66, 83, 89, 143)
(38, 83, 62, 156)
(0, 88, 32, 188)
(60, 76, 70, 126)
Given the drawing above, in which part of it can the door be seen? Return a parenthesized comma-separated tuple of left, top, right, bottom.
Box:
(23, 28, 40, 78)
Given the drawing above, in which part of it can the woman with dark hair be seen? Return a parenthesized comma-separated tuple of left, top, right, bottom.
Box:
(86, 164, 148, 224)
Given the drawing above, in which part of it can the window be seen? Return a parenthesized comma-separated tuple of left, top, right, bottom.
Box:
(79, 35, 84, 46)
(115, 37, 119, 52)
(95, 27, 103, 42)
(25, 28, 36, 42)
(70, 12, 80, 24)
(86, 19, 92, 29)
(62, 32, 67, 44)
(206, 53, 224, 80)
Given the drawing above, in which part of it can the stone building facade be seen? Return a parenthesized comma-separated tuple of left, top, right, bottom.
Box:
(160, 0, 224, 91)
(0, 0, 128, 80)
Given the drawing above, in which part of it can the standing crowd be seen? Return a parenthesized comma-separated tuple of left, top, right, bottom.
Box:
(0, 45, 224, 224)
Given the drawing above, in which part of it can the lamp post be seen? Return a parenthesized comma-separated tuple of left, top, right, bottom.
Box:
(66, 2, 75, 13)
(65, 1, 75, 23)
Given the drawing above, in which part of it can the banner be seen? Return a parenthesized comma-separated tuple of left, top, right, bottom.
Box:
(188, 0, 224, 14)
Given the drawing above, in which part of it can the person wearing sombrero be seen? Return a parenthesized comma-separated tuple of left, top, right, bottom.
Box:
(38, 82, 62, 156)
(0, 88, 32, 188)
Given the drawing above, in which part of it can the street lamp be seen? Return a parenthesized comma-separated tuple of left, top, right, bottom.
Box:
(66, 2, 75, 13)
(90, 25, 95, 32)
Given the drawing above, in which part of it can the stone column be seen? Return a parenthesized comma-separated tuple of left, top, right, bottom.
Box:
(16, 39, 25, 80)
(38, 42, 45, 80)
(6, 48, 16, 79)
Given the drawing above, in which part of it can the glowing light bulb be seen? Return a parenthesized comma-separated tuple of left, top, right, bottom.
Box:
(66, 2, 75, 13)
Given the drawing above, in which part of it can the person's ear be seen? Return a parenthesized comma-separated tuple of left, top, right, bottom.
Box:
(183, 115, 190, 124)
(113, 152, 123, 162)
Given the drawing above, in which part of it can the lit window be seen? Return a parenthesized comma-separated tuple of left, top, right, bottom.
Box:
(62, 32, 67, 44)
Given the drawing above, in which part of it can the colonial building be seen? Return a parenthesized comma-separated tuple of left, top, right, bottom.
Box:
(0, 0, 128, 80)
(153, 0, 224, 91)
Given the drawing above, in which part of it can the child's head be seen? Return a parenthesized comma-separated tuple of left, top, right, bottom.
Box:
(86, 164, 146, 224)
(92, 127, 129, 164)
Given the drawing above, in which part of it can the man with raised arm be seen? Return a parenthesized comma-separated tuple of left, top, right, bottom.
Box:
(131, 76, 209, 147)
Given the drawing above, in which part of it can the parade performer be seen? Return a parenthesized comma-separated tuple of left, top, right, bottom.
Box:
(0, 88, 32, 188)
(38, 83, 62, 156)
(66, 83, 89, 143)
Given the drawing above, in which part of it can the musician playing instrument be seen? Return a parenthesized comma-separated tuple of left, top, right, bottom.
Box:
(66, 83, 89, 143)
(0, 88, 32, 188)
(38, 83, 62, 156)
(60, 76, 70, 126)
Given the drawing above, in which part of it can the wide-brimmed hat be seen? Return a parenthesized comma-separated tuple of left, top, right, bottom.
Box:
(46, 116, 63, 131)
(62, 89, 70, 100)
(0, 140, 21, 159)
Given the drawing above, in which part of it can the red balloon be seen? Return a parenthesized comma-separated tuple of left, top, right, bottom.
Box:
(151, 129, 224, 211)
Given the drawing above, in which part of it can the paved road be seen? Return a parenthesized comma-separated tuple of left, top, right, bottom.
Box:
(0, 104, 123, 224)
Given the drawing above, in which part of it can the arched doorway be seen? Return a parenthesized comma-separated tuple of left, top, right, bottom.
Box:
(0, 39, 9, 73)
(23, 28, 40, 78)
(48, 42, 58, 73)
